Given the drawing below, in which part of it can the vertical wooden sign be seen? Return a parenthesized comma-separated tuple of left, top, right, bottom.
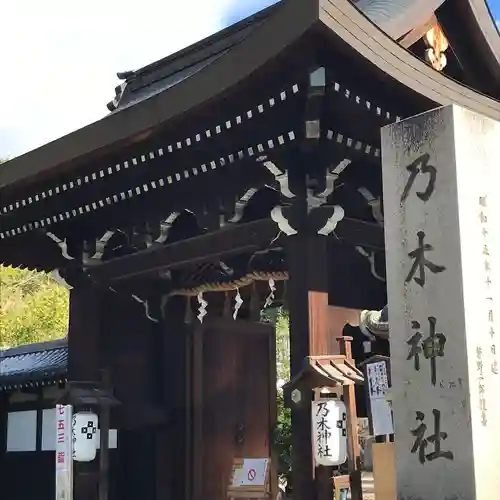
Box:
(55, 404, 73, 500)
(364, 357, 394, 437)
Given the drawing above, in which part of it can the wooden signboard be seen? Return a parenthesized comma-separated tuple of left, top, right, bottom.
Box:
(360, 355, 394, 438)
(227, 458, 271, 499)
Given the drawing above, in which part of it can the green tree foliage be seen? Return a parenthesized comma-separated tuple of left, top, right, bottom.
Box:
(275, 308, 290, 384)
(274, 390, 292, 479)
(270, 308, 292, 483)
(0, 158, 69, 348)
(0, 266, 69, 348)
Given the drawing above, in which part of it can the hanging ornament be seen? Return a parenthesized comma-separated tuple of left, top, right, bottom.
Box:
(197, 292, 208, 323)
(131, 295, 159, 323)
(264, 279, 276, 309)
(72, 411, 98, 462)
(355, 246, 386, 283)
(233, 289, 243, 320)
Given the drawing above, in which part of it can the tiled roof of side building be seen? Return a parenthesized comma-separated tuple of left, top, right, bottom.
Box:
(0, 338, 68, 391)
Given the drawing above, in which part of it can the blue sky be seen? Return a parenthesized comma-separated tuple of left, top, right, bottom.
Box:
(489, 0, 500, 19)
(0, 0, 278, 159)
(0, 0, 498, 159)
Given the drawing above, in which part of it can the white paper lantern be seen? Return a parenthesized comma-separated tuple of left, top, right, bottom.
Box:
(311, 399, 348, 466)
(72, 411, 98, 462)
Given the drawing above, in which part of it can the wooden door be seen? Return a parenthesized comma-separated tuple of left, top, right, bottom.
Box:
(192, 319, 276, 500)
(115, 428, 157, 500)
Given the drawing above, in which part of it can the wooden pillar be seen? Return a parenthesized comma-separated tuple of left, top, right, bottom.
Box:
(192, 324, 203, 500)
(287, 233, 332, 500)
(338, 337, 362, 500)
(98, 370, 111, 500)
(159, 296, 192, 500)
(68, 286, 103, 500)
(284, 64, 357, 500)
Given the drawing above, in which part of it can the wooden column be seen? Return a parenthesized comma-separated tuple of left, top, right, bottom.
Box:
(287, 233, 332, 500)
(338, 337, 362, 500)
(284, 65, 355, 500)
(68, 286, 103, 500)
(159, 296, 192, 500)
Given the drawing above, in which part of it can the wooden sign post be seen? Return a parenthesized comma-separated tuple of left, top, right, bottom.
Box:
(360, 355, 393, 439)
(283, 344, 365, 500)
(55, 404, 74, 500)
(359, 355, 396, 500)
(227, 458, 271, 499)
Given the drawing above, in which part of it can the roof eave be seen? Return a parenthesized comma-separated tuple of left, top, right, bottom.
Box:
(2, 0, 500, 194)
(319, 0, 500, 118)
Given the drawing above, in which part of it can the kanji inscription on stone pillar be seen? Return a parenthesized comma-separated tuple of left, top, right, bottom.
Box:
(382, 105, 500, 500)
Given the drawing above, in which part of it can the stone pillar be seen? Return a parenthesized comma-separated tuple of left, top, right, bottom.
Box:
(381, 105, 500, 500)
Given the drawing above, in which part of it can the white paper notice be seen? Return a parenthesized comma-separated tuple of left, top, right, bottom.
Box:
(366, 361, 394, 436)
(232, 458, 268, 487)
(367, 361, 390, 398)
(370, 398, 394, 436)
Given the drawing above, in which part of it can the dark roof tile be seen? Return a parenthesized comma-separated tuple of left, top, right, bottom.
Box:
(0, 339, 68, 391)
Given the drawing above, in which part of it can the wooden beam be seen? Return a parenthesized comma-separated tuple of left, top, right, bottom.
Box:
(90, 217, 384, 283)
(91, 219, 279, 282)
(397, 15, 437, 48)
(332, 214, 384, 250)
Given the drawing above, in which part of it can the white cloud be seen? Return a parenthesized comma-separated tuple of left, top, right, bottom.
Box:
(0, 0, 234, 158)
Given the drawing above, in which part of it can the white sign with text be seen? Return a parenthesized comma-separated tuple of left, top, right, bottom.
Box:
(55, 404, 73, 500)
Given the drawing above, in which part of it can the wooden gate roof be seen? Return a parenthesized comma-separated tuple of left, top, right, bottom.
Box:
(2, 0, 500, 192)
(1, 0, 500, 277)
